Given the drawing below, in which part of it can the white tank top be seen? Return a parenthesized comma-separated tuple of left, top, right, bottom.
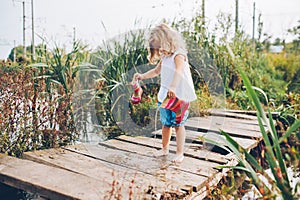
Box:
(158, 49, 197, 102)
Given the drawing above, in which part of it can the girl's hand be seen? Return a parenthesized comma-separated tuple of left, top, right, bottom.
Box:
(133, 73, 143, 82)
(168, 89, 176, 99)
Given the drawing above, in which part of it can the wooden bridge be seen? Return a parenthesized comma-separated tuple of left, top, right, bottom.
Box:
(0, 110, 270, 199)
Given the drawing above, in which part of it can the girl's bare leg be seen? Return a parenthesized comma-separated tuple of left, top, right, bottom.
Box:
(162, 125, 172, 150)
(173, 126, 186, 163)
(154, 125, 172, 157)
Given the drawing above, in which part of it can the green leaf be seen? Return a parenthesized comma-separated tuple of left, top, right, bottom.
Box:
(279, 119, 300, 143)
(216, 165, 251, 173)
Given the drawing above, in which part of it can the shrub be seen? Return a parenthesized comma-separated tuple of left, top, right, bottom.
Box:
(0, 65, 76, 157)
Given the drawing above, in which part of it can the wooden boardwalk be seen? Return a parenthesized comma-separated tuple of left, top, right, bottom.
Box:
(0, 110, 268, 199)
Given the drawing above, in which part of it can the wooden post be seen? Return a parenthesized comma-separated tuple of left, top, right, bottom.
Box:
(31, 0, 35, 61)
(13, 40, 16, 62)
(73, 27, 76, 44)
(252, 2, 256, 52)
(23, 1, 26, 57)
(235, 0, 239, 33)
(202, 0, 205, 27)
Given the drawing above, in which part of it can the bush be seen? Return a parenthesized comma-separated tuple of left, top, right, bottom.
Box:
(0, 65, 76, 157)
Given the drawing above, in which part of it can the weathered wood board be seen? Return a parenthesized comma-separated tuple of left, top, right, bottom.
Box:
(0, 154, 109, 200)
(116, 135, 230, 164)
(0, 110, 267, 199)
(65, 144, 209, 193)
(184, 117, 263, 139)
(152, 128, 259, 151)
(23, 147, 189, 198)
(98, 137, 219, 177)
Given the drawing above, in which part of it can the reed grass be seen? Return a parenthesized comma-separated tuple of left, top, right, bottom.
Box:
(203, 45, 300, 199)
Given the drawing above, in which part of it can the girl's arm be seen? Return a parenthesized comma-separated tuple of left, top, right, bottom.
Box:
(168, 54, 185, 98)
(133, 60, 161, 81)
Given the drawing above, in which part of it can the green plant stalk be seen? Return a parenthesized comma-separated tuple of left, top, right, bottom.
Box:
(258, 116, 288, 193)
(204, 133, 269, 188)
(239, 69, 277, 161)
(221, 131, 273, 195)
(265, 104, 290, 185)
(268, 111, 291, 188)
(204, 133, 273, 196)
(227, 43, 297, 198)
(239, 68, 294, 199)
(279, 119, 300, 143)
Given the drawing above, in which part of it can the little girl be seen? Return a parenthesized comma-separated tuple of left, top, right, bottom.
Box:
(133, 23, 197, 163)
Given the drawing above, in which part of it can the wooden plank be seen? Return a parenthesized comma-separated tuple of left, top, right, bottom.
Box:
(117, 135, 230, 164)
(65, 144, 209, 193)
(186, 116, 262, 133)
(0, 154, 109, 200)
(188, 116, 264, 131)
(187, 130, 259, 151)
(225, 109, 280, 118)
(99, 138, 219, 177)
(208, 109, 259, 120)
(185, 117, 262, 139)
(23, 148, 175, 199)
(152, 128, 259, 151)
(204, 110, 275, 126)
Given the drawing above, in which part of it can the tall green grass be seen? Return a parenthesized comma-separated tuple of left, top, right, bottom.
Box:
(204, 45, 300, 199)
(90, 28, 151, 132)
(175, 12, 297, 111)
(0, 41, 101, 156)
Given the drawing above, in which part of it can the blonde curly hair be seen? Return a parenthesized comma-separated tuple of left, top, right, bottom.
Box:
(147, 23, 186, 64)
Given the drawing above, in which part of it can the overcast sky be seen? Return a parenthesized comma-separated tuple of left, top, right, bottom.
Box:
(0, 0, 299, 59)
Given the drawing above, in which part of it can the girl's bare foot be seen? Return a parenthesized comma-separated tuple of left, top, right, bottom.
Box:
(172, 153, 184, 163)
(153, 148, 169, 157)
